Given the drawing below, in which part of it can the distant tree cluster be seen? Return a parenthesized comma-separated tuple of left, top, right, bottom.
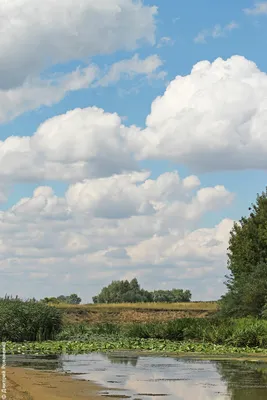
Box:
(152, 289, 192, 303)
(92, 278, 191, 303)
(41, 293, 81, 305)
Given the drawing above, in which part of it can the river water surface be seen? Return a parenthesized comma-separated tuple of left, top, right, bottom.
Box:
(6, 352, 267, 399)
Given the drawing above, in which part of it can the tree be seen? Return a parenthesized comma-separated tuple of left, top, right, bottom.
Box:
(227, 189, 267, 279)
(40, 294, 81, 305)
(67, 294, 82, 304)
(171, 289, 191, 302)
(220, 188, 267, 317)
(220, 262, 267, 317)
(129, 278, 140, 292)
(151, 289, 191, 303)
(41, 297, 60, 304)
(92, 278, 191, 304)
(93, 279, 143, 303)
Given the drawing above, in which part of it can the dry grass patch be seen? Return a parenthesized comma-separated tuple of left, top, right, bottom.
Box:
(55, 301, 218, 311)
(54, 302, 218, 325)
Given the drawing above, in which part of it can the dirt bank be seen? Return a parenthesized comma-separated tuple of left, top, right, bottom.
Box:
(4, 367, 116, 400)
(63, 308, 213, 324)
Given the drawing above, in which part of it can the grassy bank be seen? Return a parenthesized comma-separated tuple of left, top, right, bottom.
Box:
(57, 301, 218, 324)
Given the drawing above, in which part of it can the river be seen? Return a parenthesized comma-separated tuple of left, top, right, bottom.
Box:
(6, 352, 267, 399)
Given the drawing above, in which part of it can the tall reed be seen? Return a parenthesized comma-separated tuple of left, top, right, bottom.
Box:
(0, 297, 62, 342)
(58, 317, 267, 348)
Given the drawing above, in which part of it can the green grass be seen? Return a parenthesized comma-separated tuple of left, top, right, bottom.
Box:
(0, 297, 62, 341)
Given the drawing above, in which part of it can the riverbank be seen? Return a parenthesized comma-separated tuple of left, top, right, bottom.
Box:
(58, 302, 217, 324)
(5, 367, 114, 400)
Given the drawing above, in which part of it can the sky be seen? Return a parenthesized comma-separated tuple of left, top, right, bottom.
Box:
(0, 0, 267, 302)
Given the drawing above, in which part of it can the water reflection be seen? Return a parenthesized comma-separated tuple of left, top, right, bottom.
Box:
(5, 353, 267, 399)
(5, 354, 62, 371)
(216, 361, 267, 400)
(105, 353, 139, 367)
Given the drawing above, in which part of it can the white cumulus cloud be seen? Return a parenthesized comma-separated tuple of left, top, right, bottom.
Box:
(0, 0, 157, 90)
(131, 55, 267, 172)
(0, 107, 138, 183)
(0, 0, 160, 123)
(0, 171, 234, 300)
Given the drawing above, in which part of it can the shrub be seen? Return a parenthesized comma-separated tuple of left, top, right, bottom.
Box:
(226, 318, 267, 347)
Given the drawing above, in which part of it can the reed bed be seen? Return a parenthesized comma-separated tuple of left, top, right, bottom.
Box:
(0, 297, 62, 342)
(58, 318, 267, 348)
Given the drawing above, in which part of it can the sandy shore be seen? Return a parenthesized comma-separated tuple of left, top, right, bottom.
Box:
(3, 367, 117, 400)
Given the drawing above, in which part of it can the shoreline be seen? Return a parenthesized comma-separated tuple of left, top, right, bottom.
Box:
(4, 367, 116, 400)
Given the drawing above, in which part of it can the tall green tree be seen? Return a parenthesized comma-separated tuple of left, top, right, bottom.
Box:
(220, 188, 267, 317)
(227, 188, 267, 278)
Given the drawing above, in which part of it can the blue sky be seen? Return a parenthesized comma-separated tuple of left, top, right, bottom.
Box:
(0, 0, 267, 301)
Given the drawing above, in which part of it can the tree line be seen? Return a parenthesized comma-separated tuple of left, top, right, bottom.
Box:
(92, 278, 191, 303)
(41, 294, 81, 305)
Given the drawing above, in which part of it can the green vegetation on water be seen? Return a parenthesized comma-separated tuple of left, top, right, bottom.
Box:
(3, 338, 267, 356)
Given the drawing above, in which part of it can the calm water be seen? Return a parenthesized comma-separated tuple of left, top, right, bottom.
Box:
(5, 353, 267, 399)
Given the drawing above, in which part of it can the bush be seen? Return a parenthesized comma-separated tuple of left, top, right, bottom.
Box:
(125, 319, 213, 341)
(226, 318, 267, 347)
(0, 297, 62, 342)
(57, 322, 120, 341)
